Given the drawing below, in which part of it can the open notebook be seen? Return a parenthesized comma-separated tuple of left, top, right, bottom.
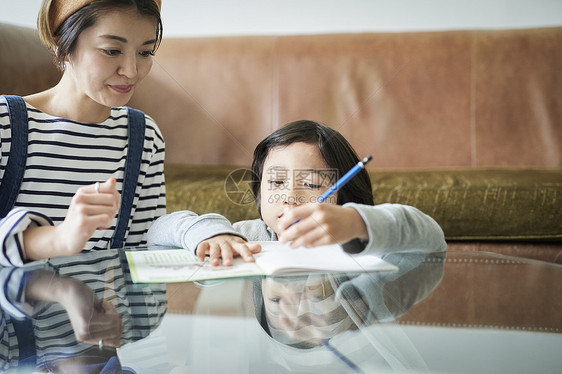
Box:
(126, 241, 398, 283)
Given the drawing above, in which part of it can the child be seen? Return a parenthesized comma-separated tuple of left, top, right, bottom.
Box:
(147, 120, 446, 265)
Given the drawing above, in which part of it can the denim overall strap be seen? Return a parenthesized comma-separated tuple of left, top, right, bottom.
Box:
(12, 317, 37, 369)
(0, 95, 28, 218)
(1, 97, 37, 367)
(111, 107, 146, 249)
(6, 271, 37, 368)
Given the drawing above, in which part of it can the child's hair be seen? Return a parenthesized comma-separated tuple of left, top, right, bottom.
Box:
(251, 120, 374, 214)
(37, 0, 163, 70)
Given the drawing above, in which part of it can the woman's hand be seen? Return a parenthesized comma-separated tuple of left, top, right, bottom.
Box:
(25, 271, 123, 348)
(60, 280, 123, 348)
(277, 204, 368, 248)
(24, 178, 121, 260)
(196, 235, 261, 266)
(59, 178, 121, 254)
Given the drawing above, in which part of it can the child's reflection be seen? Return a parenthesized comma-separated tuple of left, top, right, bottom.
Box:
(251, 251, 446, 371)
(262, 275, 355, 348)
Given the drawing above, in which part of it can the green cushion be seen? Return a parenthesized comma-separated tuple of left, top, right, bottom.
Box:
(164, 165, 562, 242)
(165, 165, 260, 223)
(370, 168, 562, 241)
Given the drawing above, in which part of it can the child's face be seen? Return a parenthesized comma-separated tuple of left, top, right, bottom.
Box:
(262, 277, 353, 346)
(259, 142, 338, 236)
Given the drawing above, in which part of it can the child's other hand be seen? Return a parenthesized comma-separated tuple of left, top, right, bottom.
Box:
(277, 204, 368, 248)
(196, 235, 261, 266)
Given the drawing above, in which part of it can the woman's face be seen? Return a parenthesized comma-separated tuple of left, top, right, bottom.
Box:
(259, 142, 337, 236)
(64, 9, 157, 108)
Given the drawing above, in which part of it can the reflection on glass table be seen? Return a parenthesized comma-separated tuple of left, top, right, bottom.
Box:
(1, 247, 561, 373)
(0, 250, 166, 373)
(143, 250, 562, 374)
(249, 250, 445, 372)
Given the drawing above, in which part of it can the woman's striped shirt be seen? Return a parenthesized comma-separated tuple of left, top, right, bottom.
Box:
(0, 96, 166, 265)
(0, 250, 167, 370)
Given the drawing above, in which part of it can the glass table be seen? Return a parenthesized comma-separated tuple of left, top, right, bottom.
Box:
(0, 248, 560, 373)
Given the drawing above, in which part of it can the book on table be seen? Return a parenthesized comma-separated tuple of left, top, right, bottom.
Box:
(125, 241, 398, 283)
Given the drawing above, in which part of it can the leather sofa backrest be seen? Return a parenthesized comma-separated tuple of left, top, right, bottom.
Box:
(129, 28, 562, 168)
(0, 24, 61, 97)
(1, 23, 560, 169)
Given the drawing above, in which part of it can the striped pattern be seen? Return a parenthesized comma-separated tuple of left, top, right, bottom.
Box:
(0, 250, 167, 370)
(0, 97, 166, 265)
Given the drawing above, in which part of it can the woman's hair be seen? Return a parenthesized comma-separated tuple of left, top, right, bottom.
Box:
(251, 120, 374, 214)
(37, 0, 163, 70)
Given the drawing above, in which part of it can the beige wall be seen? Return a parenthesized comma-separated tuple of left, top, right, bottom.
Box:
(1, 0, 561, 37)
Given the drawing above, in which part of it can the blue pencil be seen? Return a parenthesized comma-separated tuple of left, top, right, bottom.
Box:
(317, 155, 372, 203)
(321, 341, 362, 372)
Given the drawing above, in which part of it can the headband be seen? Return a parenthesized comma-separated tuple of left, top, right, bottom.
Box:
(49, 0, 162, 33)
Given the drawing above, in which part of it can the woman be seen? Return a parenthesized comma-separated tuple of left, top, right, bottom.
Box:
(0, 0, 165, 265)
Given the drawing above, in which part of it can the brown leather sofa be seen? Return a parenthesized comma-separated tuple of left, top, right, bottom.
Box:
(1, 23, 561, 263)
